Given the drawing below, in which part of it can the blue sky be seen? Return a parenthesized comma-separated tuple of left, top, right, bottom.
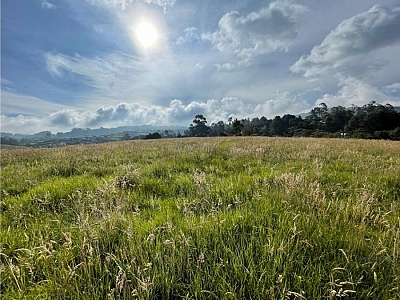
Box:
(2, 0, 400, 133)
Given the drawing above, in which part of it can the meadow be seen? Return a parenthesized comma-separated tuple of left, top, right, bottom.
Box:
(1, 137, 399, 299)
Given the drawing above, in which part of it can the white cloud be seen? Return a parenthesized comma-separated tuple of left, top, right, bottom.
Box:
(42, 0, 56, 9)
(215, 63, 235, 71)
(316, 76, 400, 108)
(384, 82, 400, 92)
(44, 98, 251, 129)
(174, 27, 199, 45)
(85, 0, 175, 10)
(195, 63, 204, 69)
(1, 78, 15, 90)
(44, 52, 150, 104)
(1, 115, 45, 134)
(202, 1, 306, 65)
(43, 51, 223, 108)
(45, 52, 143, 83)
(291, 5, 400, 77)
(1, 93, 309, 134)
(85, 0, 133, 10)
(1, 90, 71, 117)
(141, 0, 176, 10)
(254, 91, 308, 117)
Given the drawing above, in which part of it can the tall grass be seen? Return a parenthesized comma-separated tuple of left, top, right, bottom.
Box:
(1, 137, 399, 299)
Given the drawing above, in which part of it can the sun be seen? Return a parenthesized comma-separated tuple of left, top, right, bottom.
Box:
(135, 21, 158, 49)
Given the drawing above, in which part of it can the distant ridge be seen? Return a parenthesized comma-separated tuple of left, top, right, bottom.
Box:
(1, 125, 187, 139)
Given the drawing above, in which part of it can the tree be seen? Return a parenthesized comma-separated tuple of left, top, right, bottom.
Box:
(270, 116, 285, 136)
(209, 121, 225, 136)
(238, 118, 250, 136)
(122, 133, 131, 140)
(231, 119, 243, 135)
(344, 102, 400, 135)
(145, 132, 162, 139)
(307, 103, 329, 130)
(182, 102, 400, 141)
(189, 115, 211, 137)
(259, 116, 271, 135)
(326, 106, 353, 132)
(281, 114, 299, 136)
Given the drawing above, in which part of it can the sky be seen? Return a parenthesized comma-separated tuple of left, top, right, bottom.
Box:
(1, 0, 400, 134)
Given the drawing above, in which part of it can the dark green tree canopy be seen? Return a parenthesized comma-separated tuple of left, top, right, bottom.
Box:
(185, 102, 400, 140)
(189, 115, 211, 137)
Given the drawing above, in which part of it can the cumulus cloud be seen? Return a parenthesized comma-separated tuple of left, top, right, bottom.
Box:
(202, 1, 306, 66)
(1, 93, 309, 134)
(316, 76, 400, 108)
(43, 99, 251, 129)
(291, 5, 400, 77)
(254, 91, 308, 117)
(1, 115, 45, 135)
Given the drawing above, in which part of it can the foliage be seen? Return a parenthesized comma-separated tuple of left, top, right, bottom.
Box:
(186, 102, 400, 140)
(144, 132, 162, 139)
(188, 115, 211, 137)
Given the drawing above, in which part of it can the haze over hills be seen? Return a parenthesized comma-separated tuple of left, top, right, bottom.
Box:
(1, 125, 187, 140)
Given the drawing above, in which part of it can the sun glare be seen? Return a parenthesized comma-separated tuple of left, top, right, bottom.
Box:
(135, 21, 158, 49)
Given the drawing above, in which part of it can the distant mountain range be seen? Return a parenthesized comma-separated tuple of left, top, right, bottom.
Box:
(1, 125, 188, 140)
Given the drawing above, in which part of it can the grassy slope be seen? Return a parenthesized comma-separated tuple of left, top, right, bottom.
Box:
(1, 137, 399, 299)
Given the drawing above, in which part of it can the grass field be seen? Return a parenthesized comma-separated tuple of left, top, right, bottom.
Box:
(1, 137, 399, 299)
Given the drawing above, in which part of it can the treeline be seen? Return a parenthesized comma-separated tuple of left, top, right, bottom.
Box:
(185, 102, 400, 140)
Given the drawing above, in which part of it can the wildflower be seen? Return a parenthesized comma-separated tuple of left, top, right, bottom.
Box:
(277, 274, 283, 284)
(198, 252, 205, 263)
(167, 220, 173, 231)
(147, 234, 155, 242)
